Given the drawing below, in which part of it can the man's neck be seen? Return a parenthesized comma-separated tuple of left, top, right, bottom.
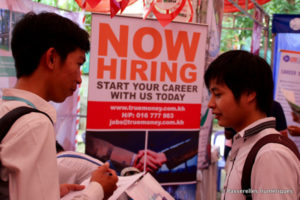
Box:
(14, 76, 48, 101)
(235, 111, 267, 132)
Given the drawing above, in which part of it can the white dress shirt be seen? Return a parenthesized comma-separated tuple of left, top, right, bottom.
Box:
(0, 88, 104, 200)
(222, 117, 300, 200)
(57, 151, 103, 185)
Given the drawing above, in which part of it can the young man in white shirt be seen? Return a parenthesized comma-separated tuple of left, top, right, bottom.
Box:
(204, 50, 300, 200)
(0, 12, 118, 200)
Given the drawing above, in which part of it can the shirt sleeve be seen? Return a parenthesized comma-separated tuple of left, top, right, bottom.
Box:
(63, 182, 104, 200)
(57, 152, 100, 185)
(251, 144, 300, 200)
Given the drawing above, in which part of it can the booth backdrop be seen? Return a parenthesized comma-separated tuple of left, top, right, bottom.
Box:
(272, 14, 300, 151)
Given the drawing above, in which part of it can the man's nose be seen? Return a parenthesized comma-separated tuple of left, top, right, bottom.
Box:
(208, 96, 215, 109)
(77, 71, 82, 85)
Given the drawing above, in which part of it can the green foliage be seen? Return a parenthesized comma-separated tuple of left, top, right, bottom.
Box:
(84, 13, 92, 35)
(220, 0, 300, 55)
(263, 0, 300, 14)
(32, 0, 92, 34)
(221, 13, 253, 52)
(33, 0, 58, 7)
(32, 0, 81, 12)
(32, 0, 300, 56)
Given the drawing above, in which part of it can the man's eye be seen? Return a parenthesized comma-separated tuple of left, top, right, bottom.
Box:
(214, 93, 221, 97)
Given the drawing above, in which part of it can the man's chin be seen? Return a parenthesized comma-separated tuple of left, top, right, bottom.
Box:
(52, 96, 69, 103)
(218, 120, 228, 128)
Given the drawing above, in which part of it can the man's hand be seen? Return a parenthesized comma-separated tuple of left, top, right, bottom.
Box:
(90, 162, 118, 199)
(292, 111, 300, 123)
(133, 150, 167, 172)
(288, 125, 300, 136)
(60, 184, 85, 198)
(279, 129, 288, 137)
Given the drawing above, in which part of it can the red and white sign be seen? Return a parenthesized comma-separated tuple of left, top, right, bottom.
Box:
(87, 14, 207, 130)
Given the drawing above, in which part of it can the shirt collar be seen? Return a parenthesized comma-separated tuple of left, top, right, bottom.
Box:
(2, 88, 57, 123)
(234, 117, 276, 141)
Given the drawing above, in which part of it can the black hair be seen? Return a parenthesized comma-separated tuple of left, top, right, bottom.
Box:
(11, 12, 90, 78)
(204, 50, 274, 114)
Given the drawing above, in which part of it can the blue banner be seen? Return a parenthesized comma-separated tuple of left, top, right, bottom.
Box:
(272, 14, 300, 33)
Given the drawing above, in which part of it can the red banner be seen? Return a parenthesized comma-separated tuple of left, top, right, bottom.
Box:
(87, 101, 201, 129)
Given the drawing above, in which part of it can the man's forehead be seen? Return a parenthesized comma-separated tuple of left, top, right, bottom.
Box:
(72, 48, 86, 60)
(209, 79, 225, 88)
(209, 80, 230, 93)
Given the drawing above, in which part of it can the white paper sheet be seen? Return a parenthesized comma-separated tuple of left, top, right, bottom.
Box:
(126, 173, 174, 200)
(61, 173, 144, 200)
(281, 88, 300, 118)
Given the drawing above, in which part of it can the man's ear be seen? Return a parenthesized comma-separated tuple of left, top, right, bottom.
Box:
(45, 47, 57, 70)
(246, 91, 256, 103)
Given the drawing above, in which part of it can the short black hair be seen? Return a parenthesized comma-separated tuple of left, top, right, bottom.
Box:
(204, 50, 274, 114)
(11, 12, 90, 78)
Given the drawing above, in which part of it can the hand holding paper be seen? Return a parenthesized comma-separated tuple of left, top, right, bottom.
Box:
(90, 162, 118, 199)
